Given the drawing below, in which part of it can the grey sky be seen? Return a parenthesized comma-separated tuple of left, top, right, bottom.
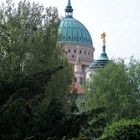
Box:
(1, 0, 140, 59)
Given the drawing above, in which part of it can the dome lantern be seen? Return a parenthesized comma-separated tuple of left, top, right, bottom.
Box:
(65, 0, 73, 17)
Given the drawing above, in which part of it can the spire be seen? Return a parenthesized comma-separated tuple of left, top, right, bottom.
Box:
(67, 0, 71, 7)
(65, 0, 73, 17)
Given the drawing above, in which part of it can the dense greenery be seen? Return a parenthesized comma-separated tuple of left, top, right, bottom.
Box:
(86, 59, 140, 121)
(99, 119, 140, 140)
(83, 58, 140, 139)
(66, 107, 108, 139)
(0, 0, 73, 139)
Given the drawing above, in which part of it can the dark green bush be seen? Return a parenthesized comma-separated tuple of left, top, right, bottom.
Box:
(99, 119, 140, 140)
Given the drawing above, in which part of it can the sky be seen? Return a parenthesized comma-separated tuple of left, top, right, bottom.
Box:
(1, 0, 140, 60)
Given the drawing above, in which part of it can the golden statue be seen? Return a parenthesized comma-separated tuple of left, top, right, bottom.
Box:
(101, 32, 106, 45)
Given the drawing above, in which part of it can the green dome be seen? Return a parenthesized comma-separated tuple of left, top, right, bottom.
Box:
(57, 0, 93, 47)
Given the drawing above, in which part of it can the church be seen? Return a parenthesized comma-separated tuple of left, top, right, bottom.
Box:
(57, 0, 109, 95)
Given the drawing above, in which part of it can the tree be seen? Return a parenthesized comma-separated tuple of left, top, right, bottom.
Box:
(64, 107, 108, 139)
(86, 59, 140, 121)
(0, 0, 73, 139)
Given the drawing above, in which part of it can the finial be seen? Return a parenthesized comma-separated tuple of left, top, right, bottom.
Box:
(67, 0, 71, 7)
(101, 32, 106, 46)
(65, 0, 73, 17)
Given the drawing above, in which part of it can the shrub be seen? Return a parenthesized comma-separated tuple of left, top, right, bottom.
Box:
(99, 119, 140, 140)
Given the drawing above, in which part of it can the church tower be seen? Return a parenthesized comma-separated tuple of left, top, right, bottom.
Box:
(58, 0, 95, 86)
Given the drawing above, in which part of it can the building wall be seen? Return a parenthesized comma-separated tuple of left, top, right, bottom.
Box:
(63, 44, 95, 83)
(64, 45, 94, 64)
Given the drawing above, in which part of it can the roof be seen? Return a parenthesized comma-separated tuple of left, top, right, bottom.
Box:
(70, 82, 85, 94)
(89, 45, 109, 69)
(57, 0, 93, 47)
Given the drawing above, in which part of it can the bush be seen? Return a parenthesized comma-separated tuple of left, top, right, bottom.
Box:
(99, 119, 140, 140)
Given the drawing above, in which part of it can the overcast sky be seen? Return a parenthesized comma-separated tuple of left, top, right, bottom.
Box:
(1, 0, 140, 60)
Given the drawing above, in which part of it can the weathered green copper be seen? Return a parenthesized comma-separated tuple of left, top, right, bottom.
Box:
(58, 0, 93, 47)
(98, 45, 109, 60)
(89, 45, 109, 69)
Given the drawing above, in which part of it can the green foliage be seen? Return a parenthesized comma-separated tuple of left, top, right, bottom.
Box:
(69, 133, 87, 140)
(0, 0, 73, 139)
(65, 107, 108, 139)
(0, 98, 35, 140)
(33, 97, 67, 139)
(0, 0, 63, 105)
(86, 59, 140, 121)
(99, 119, 140, 140)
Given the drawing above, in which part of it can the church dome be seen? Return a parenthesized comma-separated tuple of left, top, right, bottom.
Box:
(58, 0, 93, 47)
